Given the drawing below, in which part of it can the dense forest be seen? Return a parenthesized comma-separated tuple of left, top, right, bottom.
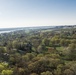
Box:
(0, 26, 76, 75)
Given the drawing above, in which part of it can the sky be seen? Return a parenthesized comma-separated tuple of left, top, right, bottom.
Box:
(0, 0, 76, 28)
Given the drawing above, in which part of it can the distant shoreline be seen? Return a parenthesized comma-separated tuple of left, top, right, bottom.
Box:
(0, 25, 76, 34)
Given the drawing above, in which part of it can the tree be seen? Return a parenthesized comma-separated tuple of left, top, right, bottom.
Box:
(60, 39, 66, 46)
(41, 71, 53, 75)
(26, 42, 32, 52)
(68, 43, 76, 60)
(30, 73, 38, 75)
(1, 70, 13, 75)
(63, 69, 74, 75)
(0, 64, 4, 72)
(42, 38, 50, 46)
(37, 45, 43, 53)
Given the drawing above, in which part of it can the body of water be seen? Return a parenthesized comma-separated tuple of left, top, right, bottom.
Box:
(0, 30, 18, 34)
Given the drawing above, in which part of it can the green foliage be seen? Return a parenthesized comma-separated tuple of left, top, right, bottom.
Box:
(63, 69, 74, 75)
(1, 70, 13, 75)
(0, 64, 4, 72)
(41, 71, 53, 75)
(0, 27, 76, 75)
(30, 73, 38, 75)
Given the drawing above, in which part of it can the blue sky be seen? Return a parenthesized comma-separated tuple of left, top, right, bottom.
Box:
(0, 0, 76, 28)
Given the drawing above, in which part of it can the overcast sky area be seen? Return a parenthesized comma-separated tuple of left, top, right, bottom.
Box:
(0, 0, 76, 28)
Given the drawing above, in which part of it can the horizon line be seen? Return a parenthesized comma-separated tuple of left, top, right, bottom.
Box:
(0, 24, 76, 29)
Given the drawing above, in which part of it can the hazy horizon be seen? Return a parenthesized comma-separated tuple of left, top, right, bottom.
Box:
(0, 0, 76, 28)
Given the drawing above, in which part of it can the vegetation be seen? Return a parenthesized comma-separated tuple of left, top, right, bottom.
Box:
(0, 26, 76, 75)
